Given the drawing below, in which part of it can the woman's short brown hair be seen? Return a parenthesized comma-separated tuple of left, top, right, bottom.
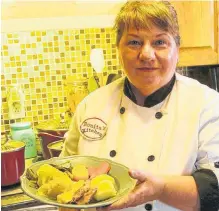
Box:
(114, 1, 180, 46)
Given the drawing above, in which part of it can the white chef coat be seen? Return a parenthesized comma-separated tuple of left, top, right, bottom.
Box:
(60, 73, 219, 211)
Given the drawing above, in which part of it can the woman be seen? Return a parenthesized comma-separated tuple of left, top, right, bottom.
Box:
(60, 1, 219, 211)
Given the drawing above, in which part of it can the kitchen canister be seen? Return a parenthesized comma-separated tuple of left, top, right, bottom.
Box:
(10, 122, 37, 158)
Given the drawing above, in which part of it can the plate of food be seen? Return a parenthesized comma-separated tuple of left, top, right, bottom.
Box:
(20, 155, 136, 209)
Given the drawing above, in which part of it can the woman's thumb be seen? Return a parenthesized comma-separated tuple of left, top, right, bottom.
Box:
(129, 169, 148, 183)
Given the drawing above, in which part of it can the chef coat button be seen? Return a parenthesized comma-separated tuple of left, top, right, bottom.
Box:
(147, 155, 155, 162)
(110, 150, 117, 157)
(145, 203, 153, 210)
(120, 107, 125, 114)
(155, 112, 163, 119)
(214, 162, 219, 168)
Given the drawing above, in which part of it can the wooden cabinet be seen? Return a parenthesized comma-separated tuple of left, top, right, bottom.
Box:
(171, 1, 219, 66)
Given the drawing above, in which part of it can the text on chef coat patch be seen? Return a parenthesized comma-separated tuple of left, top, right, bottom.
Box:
(80, 118, 107, 140)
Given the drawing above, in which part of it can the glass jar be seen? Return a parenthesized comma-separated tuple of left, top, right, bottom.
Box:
(66, 79, 89, 113)
(10, 122, 37, 159)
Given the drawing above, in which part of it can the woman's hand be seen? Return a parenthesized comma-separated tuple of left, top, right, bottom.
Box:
(97, 169, 165, 211)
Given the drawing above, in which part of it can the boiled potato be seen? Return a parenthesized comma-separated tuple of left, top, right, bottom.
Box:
(90, 174, 115, 189)
(94, 180, 117, 201)
(37, 164, 66, 186)
(71, 164, 89, 181)
(57, 180, 85, 204)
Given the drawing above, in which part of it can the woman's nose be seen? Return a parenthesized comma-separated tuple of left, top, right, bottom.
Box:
(139, 43, 155, 61)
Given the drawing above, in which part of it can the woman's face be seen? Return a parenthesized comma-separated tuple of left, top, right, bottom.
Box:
(118, 26, 179, 95)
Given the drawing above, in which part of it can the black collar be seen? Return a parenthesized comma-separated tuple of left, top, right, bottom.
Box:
(124, 75, 176, 108)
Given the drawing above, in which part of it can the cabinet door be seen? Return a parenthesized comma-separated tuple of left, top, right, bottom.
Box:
(171, 1, 218, 66)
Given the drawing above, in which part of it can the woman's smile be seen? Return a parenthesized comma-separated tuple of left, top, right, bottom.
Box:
(136, 67, 160, 72)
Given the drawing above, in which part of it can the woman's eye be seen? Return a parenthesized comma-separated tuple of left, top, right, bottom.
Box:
(153, 39, 166, 46)
(128, 40, 141, 46)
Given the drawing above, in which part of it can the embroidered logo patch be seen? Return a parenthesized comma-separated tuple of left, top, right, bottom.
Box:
(80, 118, 107, 140)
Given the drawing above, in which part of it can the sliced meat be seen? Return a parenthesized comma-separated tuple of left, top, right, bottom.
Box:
(89, 162, 111, 179)
(76, 188, 97, 204)
(70, 180, 90, 203)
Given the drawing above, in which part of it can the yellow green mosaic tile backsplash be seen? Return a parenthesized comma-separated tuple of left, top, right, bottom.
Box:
(1, 28, 123, 133)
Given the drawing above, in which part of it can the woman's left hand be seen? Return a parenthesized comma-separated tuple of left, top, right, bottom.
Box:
(97, 169, 165, 211)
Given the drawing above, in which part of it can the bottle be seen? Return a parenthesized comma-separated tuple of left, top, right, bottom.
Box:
(10, 122, 37, 159)
(7, 85, 25, 119)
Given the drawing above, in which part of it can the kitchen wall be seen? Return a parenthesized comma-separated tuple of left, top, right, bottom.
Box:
(1, 27, 123, 133)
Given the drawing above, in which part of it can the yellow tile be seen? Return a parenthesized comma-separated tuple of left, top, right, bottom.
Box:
(35, 77, 40, 82)
(42, 31, 46, 36)
(61, 58, 65, 63)
(44, 48, 48, 53)
(64, 36, 69, 40)
(54, 41, 59, 46)
(36, 31, 41, 36)
(33, 54, 37, 59)
(48, 42, 53, 47)
(17, 67, 22, 72)
(30, 83, 35, 88)
(48, 93, 52, 98)
(34, 66, 39, 71)
(40, 77, 45, 82)
(37, 37, 41, 42)
(32, 111, 37, 116)
(15, 56, 20, 61)
(55, 59, 60, 63)
(16, 62, 21, 66)
(22, 61, 27, 66)
(8, 40, 13, 44)
(3, 45, 8, 50)
(10, 62, 16, 67)
(54, 36, 58, 41)
(43, 42, 47, 47)
(38, 116, 43, 121)
(7, 34, 13, 38)
(38, 54, 43, 59)
(14, 39, 19, 44)
(12, 79, 17, 84)
(31, 31, 35, 36)
(25, 95, 30, 101)
(44, 59, 49, 64)
(32, 43, 36, 48)
(4, 63, 9, 68)
(3, 51, 9, 56)
(26, 44, 31, 48)
(10, 56, 15, 61)
(23, 73, 28, 78)
(49, 48, 53, 52)
(27, 55, 32, 60)
(66, 58, 71, 62)
(43, 109, 49, 114)
(21, 49, 26, 54)
(26, 117, 32, 122)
